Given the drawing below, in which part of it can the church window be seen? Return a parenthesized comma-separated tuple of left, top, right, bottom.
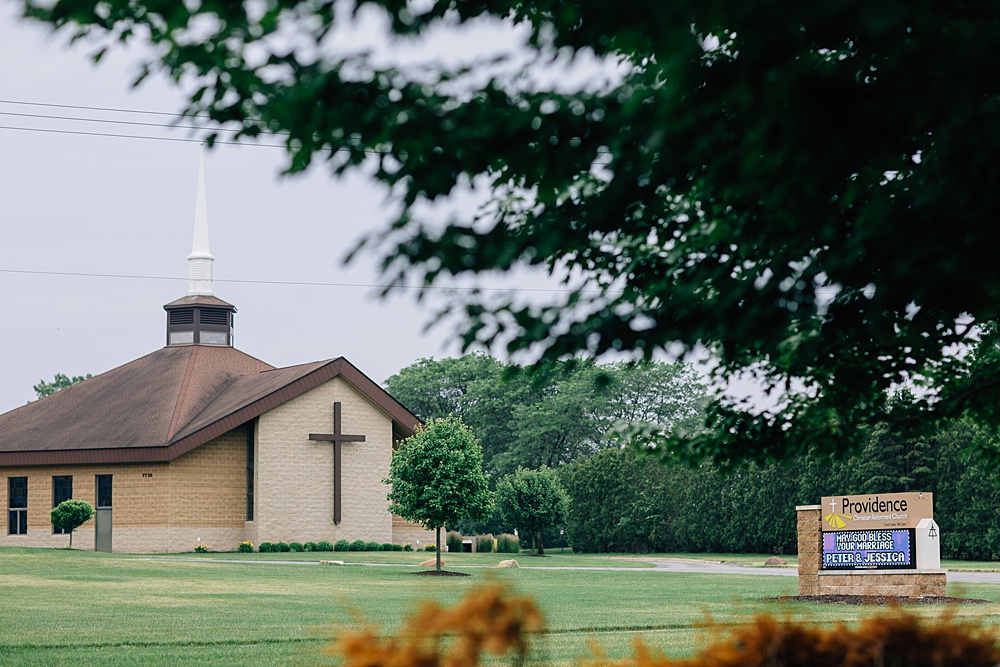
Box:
(52, 476, 72, 534)
(96, 475, 112, 508)
(8, 477, 27, 535)
(246, 421, 255, 521)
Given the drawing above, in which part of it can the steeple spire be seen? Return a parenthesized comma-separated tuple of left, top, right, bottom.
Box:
(187, 150, 215, 296)
(163, 150, 236, 347)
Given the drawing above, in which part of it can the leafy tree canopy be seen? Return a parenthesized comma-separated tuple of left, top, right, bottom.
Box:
(385, 355, 707, 476)
(50, 499, 95, 548)
(384, 416, 492, 569)
(34, 373, 92, 399)
(23, 0, 1000, 463)
(495, 466, 569, 554)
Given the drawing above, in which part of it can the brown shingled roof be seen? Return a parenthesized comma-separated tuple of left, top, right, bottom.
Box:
(163, 294, 236, 309)
(0, 349, 420, 467)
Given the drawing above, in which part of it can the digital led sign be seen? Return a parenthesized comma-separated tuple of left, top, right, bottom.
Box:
(821, 529, 914, 570)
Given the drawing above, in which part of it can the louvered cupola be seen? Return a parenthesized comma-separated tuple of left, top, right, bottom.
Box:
(165, 150, 236, 347)
(164, 295, 236, 346)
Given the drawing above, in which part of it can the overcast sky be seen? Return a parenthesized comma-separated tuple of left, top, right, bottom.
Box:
(0, 5, 556, 413)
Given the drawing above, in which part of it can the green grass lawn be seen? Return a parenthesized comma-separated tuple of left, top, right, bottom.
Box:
(2, 547, 1000, 666)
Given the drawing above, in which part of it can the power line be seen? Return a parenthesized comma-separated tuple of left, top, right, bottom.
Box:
(0, 110, 259, 135)
(0, 267, 597, 294)
(0, 98, 209, 119)
(0, 124, 276, 146)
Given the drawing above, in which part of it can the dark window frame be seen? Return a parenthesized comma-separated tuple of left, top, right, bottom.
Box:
(96, 475, 112, 509)
(246, 420, 255, 521)
(8, 477, 27, 535)
(52, 475, 73, 534)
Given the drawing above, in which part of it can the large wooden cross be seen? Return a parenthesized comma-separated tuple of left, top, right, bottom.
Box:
(309, 402, 365, 524)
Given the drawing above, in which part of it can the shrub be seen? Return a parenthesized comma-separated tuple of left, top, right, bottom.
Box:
(329, 584, 543, 664)
(275, 542, 290, 552)
(391, 544, 403, 551)
(317, 541, 334, 552)
(258, 541, 273, 553)
(327, 585, 1000, 667)
(381, 543, 394, 552)
(49, 499, 95, 548)
(496, 534, 520, 554)
(194, 543, 211, 553)
(289, 542, 304, 552)
(349, 539, 367, 551)
(365, 541, 382, 551)
(402, 542, 413, 551)
(303, 542, 317, 552)
(424, 543, 437, 552)
(446, 531, 464, 553)
(334, 539, 350, 552)
(475, 534, 495, 553)
(237, 541, 254, 553)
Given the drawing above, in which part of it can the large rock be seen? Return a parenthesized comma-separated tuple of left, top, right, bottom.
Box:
(420, 558, 443, 567)
(497, 559, 519, 568)
(764, 556, 788, 566)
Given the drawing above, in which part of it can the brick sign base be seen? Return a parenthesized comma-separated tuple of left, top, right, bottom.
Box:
(796, 506, 946, 597)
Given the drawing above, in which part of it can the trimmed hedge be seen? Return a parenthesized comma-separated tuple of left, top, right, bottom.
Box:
(475, 534, 495, 553)
(446, 531, 464, 553)
(496, 534, 520, 554)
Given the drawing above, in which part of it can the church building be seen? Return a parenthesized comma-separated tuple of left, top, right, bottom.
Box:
(0, 156, 430, 553)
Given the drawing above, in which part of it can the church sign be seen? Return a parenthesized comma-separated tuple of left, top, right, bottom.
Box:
(820, 492, 933, 571)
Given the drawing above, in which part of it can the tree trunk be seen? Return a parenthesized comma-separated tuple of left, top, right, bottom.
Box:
(436, 526, 442, 571)
(68, 529, 73, 549)
(536, 530, 544, 555)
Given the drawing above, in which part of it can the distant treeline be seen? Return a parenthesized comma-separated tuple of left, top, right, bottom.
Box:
(385, 355, 1000, 560)
(562, 417, 1000, 560)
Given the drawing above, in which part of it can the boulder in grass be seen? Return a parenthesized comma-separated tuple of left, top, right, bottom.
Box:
(497, 559, 519, 568)
(420, 558, 443, 567)
(764, 557, 787, 566)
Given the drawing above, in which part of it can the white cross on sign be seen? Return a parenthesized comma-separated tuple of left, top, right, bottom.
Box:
(829, 498, 838, 513)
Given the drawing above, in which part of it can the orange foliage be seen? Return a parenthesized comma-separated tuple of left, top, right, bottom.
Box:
(580, 610, 1000, 667)
(330, 585, 999, 667)
(328, 583, 545, 667)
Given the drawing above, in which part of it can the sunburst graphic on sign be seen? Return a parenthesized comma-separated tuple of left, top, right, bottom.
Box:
(824, 512, 851, 529)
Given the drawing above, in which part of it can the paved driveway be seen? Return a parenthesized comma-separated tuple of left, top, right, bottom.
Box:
(637, 559, 1000, 584)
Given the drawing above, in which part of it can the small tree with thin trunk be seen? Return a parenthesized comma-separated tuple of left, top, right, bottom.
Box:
(50, 500, 95, 549)
(496, 466, 569, 555)
(385, 416, 492, 572)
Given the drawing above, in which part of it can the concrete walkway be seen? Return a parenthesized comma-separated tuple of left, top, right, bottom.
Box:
(141, 556, 1000, 583)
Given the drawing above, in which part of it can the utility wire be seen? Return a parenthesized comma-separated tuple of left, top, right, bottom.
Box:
(0, 267, 599, 294)
(0, 110, 258, 135)
(0, 124, 276, 147)
(0, 98, 211, 119)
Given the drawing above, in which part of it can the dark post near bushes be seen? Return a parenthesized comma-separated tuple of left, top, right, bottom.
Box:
(50, 500, 95, 549)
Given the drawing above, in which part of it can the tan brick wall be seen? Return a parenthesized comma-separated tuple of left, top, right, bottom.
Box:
(255, 377, 394, 545)
(796, 506, 821, 595)
(0, 430, 249, 553)
(797, 504, 946, 597)
(816, 571, 946, 597)
(392, 514, 434, 548)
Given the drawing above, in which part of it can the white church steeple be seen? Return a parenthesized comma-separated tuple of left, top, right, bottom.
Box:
(163, 150, 236, 348)
(187, 150, 215, 296)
